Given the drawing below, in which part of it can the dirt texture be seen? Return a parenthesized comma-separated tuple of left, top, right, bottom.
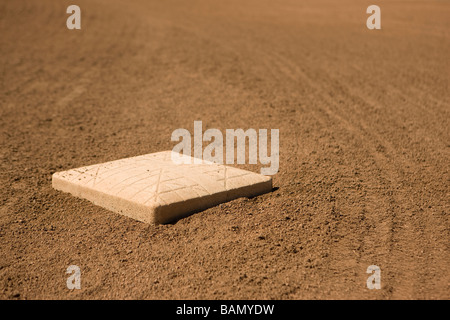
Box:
(0, 0, 449, 299)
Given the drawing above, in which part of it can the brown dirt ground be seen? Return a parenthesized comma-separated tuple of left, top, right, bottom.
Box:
(0, 0, 449, 300)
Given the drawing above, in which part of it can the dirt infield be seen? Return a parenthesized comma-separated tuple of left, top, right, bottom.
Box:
(0, 0, 448, 299)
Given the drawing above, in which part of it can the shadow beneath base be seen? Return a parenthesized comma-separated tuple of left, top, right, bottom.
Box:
(164, 186, 279, 225)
